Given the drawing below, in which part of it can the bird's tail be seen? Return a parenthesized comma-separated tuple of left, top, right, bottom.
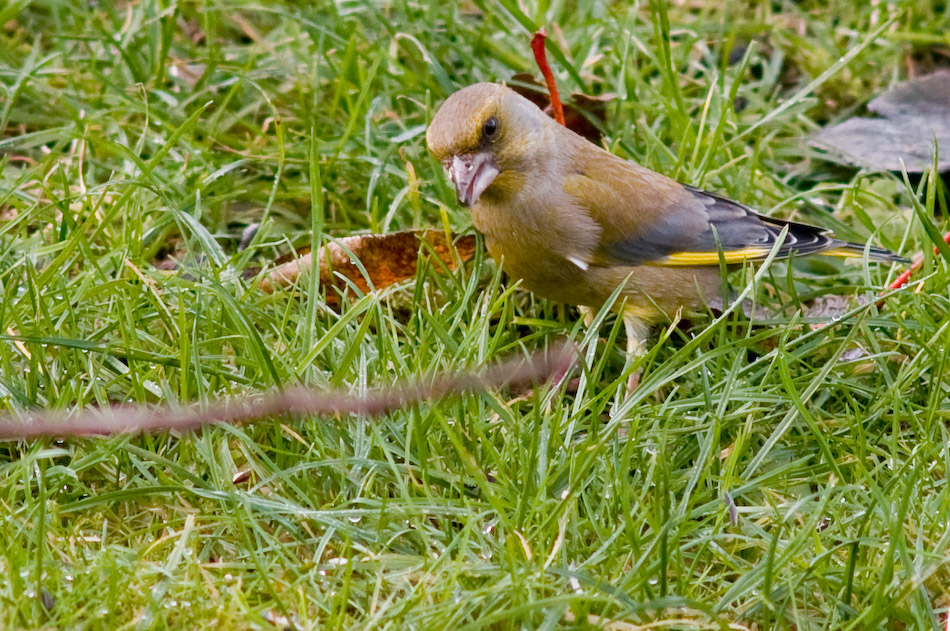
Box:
(822, 240, 909, 264)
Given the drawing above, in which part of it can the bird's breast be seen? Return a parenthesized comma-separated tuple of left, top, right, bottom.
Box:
(470, 187, 605, 306)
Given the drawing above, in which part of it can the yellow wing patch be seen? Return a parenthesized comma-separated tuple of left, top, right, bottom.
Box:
(657, 246, 875, 266)
(658, 247, 773, 266)
(818, 247, 864, 259)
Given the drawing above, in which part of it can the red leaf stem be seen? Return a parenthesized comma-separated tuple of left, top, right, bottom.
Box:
(530, 28, 565, 127)
(888, 230, 950, 291)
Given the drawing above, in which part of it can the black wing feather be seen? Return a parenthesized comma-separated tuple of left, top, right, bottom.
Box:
(605, 186, 847, 266)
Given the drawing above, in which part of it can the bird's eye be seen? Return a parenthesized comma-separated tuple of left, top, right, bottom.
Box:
(482, 116, 498, 138)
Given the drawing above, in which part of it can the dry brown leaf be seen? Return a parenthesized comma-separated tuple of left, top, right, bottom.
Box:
(509, 73, 614, 145)
(810, 70, 950, 172)
(802, 294, 876, 372)
(563, 610, 752, 631)
(802, 293, 866, 326)
(259, 229, 477, 299)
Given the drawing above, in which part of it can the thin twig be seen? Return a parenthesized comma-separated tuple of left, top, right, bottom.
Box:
(530, 28, 565, 126)
(0, 342, 577, 440)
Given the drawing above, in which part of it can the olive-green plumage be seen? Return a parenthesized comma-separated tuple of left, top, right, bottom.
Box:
(427, 82, 904, 382)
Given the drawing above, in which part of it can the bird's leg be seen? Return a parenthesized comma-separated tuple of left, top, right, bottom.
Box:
(622, 308, 650, 392)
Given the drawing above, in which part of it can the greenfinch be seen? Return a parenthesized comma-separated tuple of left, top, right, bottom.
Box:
(426, 82, 904, 385)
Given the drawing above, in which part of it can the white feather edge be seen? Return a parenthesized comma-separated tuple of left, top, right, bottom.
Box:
(566, 256, 589, 271)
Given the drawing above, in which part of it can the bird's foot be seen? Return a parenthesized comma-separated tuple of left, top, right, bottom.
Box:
(626, 370, 641, 392)
(622, 308, 649, 394)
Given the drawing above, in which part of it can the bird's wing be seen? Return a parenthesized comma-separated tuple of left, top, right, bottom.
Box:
(563, 156, 835, 268)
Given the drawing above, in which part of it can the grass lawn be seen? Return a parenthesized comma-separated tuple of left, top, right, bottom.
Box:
(1, 1, 949, 629)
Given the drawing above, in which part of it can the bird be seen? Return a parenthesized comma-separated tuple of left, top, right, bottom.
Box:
(425, 82, 905, 389)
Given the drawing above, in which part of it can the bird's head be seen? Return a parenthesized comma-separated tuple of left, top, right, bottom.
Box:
(426, 82, 545, 207)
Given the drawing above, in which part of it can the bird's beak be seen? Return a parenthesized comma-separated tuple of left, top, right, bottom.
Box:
(447, 152, 499, 207)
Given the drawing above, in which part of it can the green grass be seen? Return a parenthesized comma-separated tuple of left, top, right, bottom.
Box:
(1, 0, 949, 629)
